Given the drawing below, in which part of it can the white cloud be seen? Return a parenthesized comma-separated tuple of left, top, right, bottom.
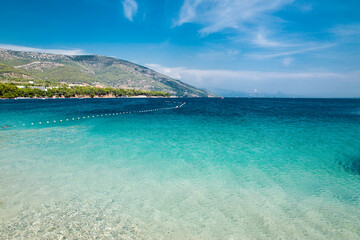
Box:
(175, 0, 294, 35)
(122, 0, 138, 21)
(0, 44, 86, 55)
(174, 0, 334, 60)
(252, 33, 283, 47)
(175, 0, 202, 26)
(146, 63, 184, 80)
(247, 44, 335, 59)
(146, 63, 342, 84)
(251, 32, 304, 48)
(174, 0, 324, 55)
(196, 48, 240, 61)
(330, 24, 360, 37)
(282, 57, 294, 66)
(146, 63, 360, 97)
(297, 3, 313, 12)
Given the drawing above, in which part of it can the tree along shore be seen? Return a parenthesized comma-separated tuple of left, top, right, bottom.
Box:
(0, 83, 171, 99)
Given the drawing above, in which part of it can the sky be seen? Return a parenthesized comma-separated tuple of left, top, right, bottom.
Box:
(0, 0, 359, 97)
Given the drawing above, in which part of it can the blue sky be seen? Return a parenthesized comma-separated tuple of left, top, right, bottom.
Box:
(0, 0, 359, 97)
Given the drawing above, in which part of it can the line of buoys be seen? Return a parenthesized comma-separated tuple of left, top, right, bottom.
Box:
(14, 103, 186, 128)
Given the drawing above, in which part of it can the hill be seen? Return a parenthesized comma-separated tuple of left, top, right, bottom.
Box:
(0, 48, 213, 97)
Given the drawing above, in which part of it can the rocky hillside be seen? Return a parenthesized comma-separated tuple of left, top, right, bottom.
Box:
(0, 48, 213, 97)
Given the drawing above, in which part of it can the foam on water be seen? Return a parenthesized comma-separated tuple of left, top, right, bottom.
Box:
(0, 98, 360, 239)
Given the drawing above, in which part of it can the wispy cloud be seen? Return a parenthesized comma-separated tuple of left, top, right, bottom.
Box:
(174, 0, 330, 59)
(282, 57, 294, 66)
(297, 3, 313, 12)
(247, 44, 335, 59)
(252, 33, 284, 47)
(175, 0, 294, 35)
(330, 23, 360, 37)
(147, 63, 341, 82)
(196, 48, 240, 61)
(251, 32, 305, 48)
(122, 0, 138, 21)
(175, 0, 202, 27)
(146, 63, 185, 80)
(0, 44, 87, 55)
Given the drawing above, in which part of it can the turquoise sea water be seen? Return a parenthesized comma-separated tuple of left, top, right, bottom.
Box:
(0, 98, 360, 239)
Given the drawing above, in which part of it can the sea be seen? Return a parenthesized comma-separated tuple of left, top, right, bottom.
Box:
(0, 98, 359, 239)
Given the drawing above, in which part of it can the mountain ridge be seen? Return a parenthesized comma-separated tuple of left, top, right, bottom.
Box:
(0, 48, 214, 97)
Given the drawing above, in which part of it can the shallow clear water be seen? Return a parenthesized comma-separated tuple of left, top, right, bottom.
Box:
(0, 98, 360, 239)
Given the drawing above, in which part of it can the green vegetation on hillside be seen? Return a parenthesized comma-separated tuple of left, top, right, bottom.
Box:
(35, 65, 95, 84)
(0, 48, 214, 97)
(0, 83, 170, 99)
(0, 63, 31, 77)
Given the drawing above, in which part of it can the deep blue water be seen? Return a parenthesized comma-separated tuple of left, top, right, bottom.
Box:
(0, 98, 360, 239)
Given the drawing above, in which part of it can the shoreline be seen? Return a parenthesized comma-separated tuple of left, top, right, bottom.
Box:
(1, 95, 173, 100)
